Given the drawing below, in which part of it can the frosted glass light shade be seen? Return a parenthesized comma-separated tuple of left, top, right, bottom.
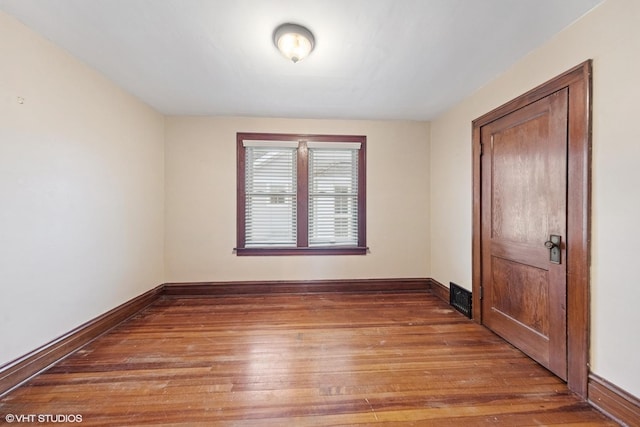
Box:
(273, 23, 315, 63)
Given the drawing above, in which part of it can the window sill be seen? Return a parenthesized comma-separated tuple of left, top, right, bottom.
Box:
(235, 247, 368, 256)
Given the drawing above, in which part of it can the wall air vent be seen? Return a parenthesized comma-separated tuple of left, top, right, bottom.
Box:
(450, 282, 472, 318)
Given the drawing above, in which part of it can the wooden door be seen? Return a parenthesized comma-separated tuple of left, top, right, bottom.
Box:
(480, 88, 568, 379)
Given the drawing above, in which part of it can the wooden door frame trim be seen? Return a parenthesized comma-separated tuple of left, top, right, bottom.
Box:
(471, 60, 592, 397)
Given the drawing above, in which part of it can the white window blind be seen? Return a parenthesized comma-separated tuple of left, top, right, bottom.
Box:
(308, 147, 359, 246)
(244, 145, 297, 247)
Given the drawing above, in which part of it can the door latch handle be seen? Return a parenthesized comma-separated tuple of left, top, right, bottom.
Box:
(545, 235, 561, 264)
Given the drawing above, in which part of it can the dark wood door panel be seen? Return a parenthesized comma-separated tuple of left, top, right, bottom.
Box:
(490, 115, 552, 246)
(481, 88, 568, 380)
(474, 61, 592, 396)
(491, 256, 550, 337)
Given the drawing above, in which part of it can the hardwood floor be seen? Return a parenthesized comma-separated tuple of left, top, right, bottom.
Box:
(0, 292, 617, 426)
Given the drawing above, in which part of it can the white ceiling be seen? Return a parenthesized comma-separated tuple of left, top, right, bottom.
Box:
(0, 0, 603, 120)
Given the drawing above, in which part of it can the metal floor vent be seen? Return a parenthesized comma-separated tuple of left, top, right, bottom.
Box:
(450, 282, 472, 318)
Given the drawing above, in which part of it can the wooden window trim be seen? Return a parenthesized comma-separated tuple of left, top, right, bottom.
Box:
(236, 132, 367, 256)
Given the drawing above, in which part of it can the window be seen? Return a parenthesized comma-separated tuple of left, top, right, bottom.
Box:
(236, 133, 366, 255)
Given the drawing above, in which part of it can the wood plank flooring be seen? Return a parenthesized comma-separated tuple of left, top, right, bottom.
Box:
(0, 292, 617, 426)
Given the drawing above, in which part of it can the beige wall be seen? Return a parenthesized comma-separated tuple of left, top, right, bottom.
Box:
(430, 0, 640, 397)
(165, 117, 430, 282)
(0, 12, 165, 365)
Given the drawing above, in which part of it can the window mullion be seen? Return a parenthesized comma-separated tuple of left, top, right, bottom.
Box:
(297, 141, 309, 247)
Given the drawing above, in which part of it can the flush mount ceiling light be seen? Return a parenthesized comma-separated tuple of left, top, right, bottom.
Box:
(273, 23, 315, 63)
